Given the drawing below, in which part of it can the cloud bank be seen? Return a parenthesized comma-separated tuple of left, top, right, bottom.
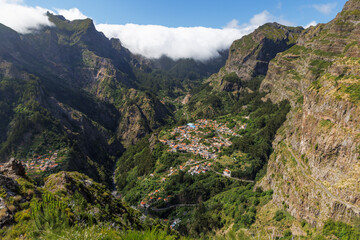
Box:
(97, 24, 245, 61)
(96, 10, 293, 61)
(0, 0, 52, 33)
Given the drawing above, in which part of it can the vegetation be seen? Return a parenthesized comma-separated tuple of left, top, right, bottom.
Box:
(0, 172, 184, 239)
(223, 72, 242, 84)
(309, 59, 332, 77)
(323, 220, 360, 240)
(345, 83, 360, 103)
(32, 226, 187, 240)
(114, 78, 290, 237)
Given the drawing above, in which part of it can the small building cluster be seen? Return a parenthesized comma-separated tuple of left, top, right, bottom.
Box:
(139, 188, 172, 208)
(187, 162, 212, 175)
(138, 118, 247, 210)
(160, 119, 244, 160)
(23, 150, 60, 172)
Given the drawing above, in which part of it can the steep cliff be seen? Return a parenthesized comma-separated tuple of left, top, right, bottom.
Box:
(259, 0, 360, 226)
(207, 23, 303, 93)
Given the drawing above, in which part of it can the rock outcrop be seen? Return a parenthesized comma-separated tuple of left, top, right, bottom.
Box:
(0, 160, 22, 227)
(207, 23, 303, 93)
(259, 0, 360, 226)
(0, 158, 26, 179)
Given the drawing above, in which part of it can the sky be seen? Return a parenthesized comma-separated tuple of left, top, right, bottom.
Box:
(0, 0, 349, 60)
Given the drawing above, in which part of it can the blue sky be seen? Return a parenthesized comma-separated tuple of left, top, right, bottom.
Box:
(0, 0, 349, 60)
(24, 0, 347, 27)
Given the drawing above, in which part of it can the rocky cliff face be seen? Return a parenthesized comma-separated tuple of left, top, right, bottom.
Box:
(259, 0, 360, 226)
(116, 89, 172, 147)
(207, 23, 303, 93)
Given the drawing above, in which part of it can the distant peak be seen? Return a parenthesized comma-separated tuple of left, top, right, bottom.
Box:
(47, 12, 95, 32)
(47, 11, 66, 21)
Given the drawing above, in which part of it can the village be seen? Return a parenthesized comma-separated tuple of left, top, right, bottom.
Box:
(24, 150, 60, 172)
(139, 158, 232, 206)
(159, 119, 245, 160)
(138, 119, 245, 212)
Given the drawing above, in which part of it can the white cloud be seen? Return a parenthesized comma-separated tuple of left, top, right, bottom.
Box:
(277, 2, 282, 10)
(55, 8, 88, 21)
(304, 21, 317, 28)
(312, 3, 337, 15)
(96, 10, 294, 61)
(0, 0, 53, 33)
(224, 19, 239, 29)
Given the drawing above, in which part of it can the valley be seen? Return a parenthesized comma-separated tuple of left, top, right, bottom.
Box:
(0, 0, 359, 239)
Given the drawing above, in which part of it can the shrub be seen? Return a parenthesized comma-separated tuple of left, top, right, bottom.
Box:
(30, 193, 70, 233)
(223, 72, 241, 84)
(274, 210, 286, 221)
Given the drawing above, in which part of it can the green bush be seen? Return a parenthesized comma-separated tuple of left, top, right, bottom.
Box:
(274, 210, 286, 221)
(223, 72, 241, 84)
(323, 220, 360, 240)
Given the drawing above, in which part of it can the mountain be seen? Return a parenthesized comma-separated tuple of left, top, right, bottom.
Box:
(208, 23, 303, 92)
(0, 13, 173, 185)
(185, 23, 303, 119)
(140, 51, 228, 80)
(259, 0, 360, 227)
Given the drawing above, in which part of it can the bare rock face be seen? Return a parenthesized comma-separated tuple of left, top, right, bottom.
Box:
(207, 23, 303, 93)
(116, 89, 172, 147)
(259, 0, 360, 227)
(0, 158, 26, 178)
(226, 23, 303, 82)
